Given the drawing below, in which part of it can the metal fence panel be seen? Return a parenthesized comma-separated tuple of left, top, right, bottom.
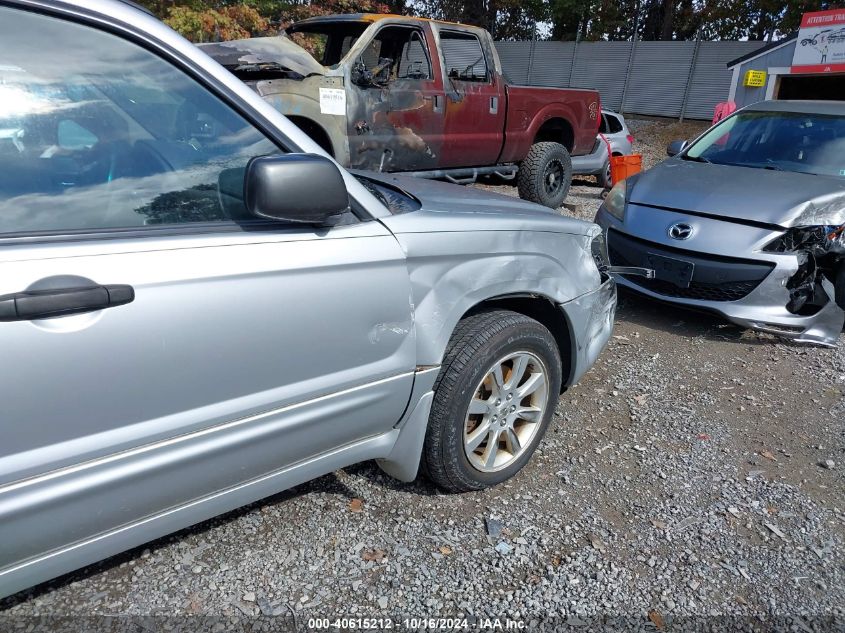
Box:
(495, 41, 531, 84)
(623, 41, 697, 117)
(529, 41, 576, 87)
(683, 41, 765, 119)
(568, 41, 633, 111)
(494, 39, 768, 120)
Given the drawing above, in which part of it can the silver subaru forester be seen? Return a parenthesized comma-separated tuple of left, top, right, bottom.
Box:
(0, 0, 615, 598)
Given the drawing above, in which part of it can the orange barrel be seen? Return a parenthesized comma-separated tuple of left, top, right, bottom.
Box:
(610, 154, 642, 184)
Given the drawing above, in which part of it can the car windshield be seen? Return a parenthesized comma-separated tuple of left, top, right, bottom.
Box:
(286, 22, 369, 67)
(684, 110, 845, 178)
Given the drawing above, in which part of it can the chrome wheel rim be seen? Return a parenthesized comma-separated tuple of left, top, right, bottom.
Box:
(463, 351, 550, 473)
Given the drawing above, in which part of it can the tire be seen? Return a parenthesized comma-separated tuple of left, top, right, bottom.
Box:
(517, 141, 573, 209)
(598, 158, 612, 189)
(422, 310, 562, 492)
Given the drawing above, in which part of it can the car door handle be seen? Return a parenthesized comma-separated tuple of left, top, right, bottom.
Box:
(0, 284, 135, 321)
(424, 94, 444, 112)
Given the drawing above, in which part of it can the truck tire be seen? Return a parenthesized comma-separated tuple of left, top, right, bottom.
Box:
(422, 310, 562, 492)
(517, 141, 572, 209)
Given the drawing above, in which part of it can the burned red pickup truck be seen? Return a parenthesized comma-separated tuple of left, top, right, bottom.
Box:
(201, 15, 601, 208)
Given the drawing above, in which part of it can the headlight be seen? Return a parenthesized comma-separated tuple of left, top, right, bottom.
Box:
(764, 224, 845, 255)
(604, 179, 626, 221)
(590, 231, 609, 272)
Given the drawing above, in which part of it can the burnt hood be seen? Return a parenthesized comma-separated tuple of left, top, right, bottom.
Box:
(628, 159, 845, 228)
(199, 36, 326, 78)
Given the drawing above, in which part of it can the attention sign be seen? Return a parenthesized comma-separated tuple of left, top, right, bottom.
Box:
(743, 70, 767, 87)
(792, 9, 845, 74)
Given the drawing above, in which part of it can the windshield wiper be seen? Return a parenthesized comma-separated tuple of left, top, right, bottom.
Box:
(682, 155, 712, 164)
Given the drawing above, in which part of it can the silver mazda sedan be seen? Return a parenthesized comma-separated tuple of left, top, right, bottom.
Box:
(0, 0, 615, 599)
(596, 100, 845, 346)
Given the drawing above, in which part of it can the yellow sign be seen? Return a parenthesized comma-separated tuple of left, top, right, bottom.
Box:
(743, 70, 767, 87)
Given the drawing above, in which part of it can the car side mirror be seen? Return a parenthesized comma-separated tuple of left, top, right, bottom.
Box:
(245, 154, 349, 224)
(666, 140, 688, 157)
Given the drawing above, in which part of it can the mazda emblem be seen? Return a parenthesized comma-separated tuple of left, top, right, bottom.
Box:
(668, 222, 693, 240)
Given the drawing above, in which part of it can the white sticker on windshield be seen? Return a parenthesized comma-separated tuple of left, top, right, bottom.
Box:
(319, 88, 346, 116)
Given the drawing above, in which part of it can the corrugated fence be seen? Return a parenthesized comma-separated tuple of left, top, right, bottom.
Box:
(495, 40, 765, 120)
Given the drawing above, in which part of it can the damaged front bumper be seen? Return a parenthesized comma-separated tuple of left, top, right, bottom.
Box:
(560, 275, 617, 386)
(595, 205, 845, 347)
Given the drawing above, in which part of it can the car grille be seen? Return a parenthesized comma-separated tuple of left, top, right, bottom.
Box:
(607, 229, 774, 303)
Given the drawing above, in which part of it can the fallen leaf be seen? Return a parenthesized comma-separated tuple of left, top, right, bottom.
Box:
(648, 609, 664, 630)
(697, 433, 711, 440)
(760, 450, 777, 461)
(438, 545, 453, 556)
(361, 548, 386, 562)
(186, 593, 203, 614)
(633, 394, 648, 405)
(650, 519, 667, 530)
(348, 498, 363, 513)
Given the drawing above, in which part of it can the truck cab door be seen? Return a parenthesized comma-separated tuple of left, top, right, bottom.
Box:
(437, 28, 506, 168)
(347, 24, 445, 171)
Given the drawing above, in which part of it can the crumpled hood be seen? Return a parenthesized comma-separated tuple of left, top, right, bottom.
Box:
(360, 171, 597, 236)
(199, 36, 326, 78)
(629, 159, 845, 228)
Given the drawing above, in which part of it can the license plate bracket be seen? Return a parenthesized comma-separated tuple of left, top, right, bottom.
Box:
(645, 253, 694, 288)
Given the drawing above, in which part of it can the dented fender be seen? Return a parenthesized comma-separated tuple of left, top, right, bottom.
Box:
(381, 211, 601, 367)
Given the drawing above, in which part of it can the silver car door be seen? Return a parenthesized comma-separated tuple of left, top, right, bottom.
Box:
(0, 4, 414, 594)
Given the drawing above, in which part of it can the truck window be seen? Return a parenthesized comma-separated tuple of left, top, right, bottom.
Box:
(440, 31, 488, 82)
(355, 26, 432, 83)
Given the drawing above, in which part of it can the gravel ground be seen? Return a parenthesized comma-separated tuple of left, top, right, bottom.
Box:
(2, 118, 844, 630)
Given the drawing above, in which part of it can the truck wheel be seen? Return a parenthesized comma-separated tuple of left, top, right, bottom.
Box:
(422, 310, 562, 492)
(517, 142, 572, 209)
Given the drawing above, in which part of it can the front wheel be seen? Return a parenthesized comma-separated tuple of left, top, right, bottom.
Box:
(422, 310, 562, 492)
(598, 158, 613, 189)
(517, 141, 573, 209)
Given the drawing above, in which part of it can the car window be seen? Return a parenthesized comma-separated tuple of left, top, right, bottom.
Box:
(686, 110, 845, 178)
(440, 31, 489, 82)
(354, 26, 432, 85)
(599, 115, 609, 134)
(605, 114, 623, 134)
(0, 6, 282, 236)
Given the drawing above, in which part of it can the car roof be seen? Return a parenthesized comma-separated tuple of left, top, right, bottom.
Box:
(292, 13, 485, 33)
(745, 100, 845, 116)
